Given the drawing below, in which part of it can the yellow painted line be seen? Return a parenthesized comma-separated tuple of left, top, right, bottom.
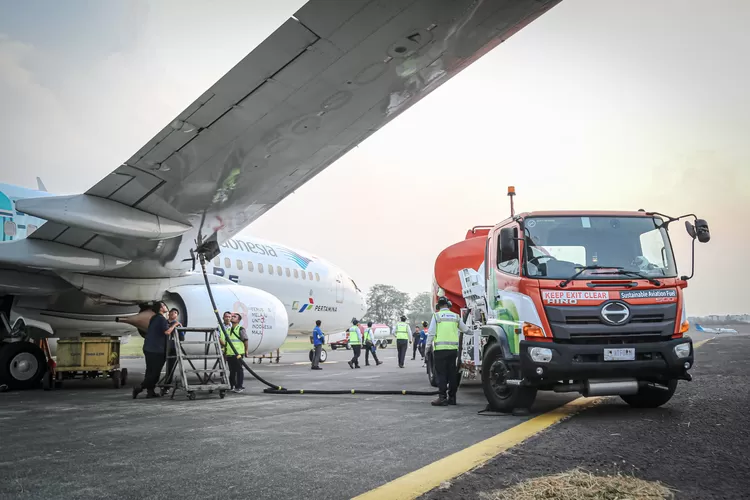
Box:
(355, 335, 717, 500)
(352, 396, 602, 500)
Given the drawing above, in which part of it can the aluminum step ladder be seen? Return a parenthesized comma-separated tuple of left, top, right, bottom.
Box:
(158, 326, 230, 400)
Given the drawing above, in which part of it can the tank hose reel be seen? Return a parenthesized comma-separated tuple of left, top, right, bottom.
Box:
(196, 246, 445, 397)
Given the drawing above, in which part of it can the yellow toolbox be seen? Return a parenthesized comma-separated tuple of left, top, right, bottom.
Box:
(51, 337, 128, 389)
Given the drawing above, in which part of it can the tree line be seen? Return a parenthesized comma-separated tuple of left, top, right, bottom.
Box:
(362, 284, 433, 327)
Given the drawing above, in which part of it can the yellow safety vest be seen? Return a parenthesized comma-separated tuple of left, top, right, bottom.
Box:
(395, 322, 410, 340)
(363, 328, 372, 343)
(223, 325, 246, 355)
(348, 326, 361, 346)
(433, 309, 459, 351)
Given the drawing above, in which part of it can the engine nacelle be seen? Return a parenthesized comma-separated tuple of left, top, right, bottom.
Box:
(165, 283, 288, 356)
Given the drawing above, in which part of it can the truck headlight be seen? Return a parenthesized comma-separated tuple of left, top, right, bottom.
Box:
(674, 343, 691, 359)
(529, 347, 552, 363)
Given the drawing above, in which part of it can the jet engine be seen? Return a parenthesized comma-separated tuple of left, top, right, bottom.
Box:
(119, 283, 289, 356)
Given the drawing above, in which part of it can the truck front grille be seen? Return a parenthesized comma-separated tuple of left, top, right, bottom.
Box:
(545, 303, 677, 342)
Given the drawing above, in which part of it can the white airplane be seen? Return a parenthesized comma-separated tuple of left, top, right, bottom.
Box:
(695, 324, 738, 334)
(0, 0, 560, 389)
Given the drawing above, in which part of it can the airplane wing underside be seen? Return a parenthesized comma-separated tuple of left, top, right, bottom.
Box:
(12, 0, 560, 278)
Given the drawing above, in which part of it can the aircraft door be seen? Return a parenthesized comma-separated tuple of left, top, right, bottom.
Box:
(336, 274, 344, 303)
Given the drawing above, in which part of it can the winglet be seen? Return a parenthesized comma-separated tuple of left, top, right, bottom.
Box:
(36, 177, 47, 192)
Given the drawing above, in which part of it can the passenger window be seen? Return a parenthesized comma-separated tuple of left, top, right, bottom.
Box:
(286, 268, 291, 278)
(224, 257, 231, 268)
(308, 271, 313, 281)
(268, 265, 274, 276)
(294, 269, 299, 279)
(258, 263, 264, 273)
(248, 261, 254, 272)
(497, 226, 520, 276)
(214, 257, 220, 266)
(315, 273, 320, 282)
(3, 220, 16, 237)
(236, 260, 243, 271)
(301, 271, 307, 280)
(277, 265, 282, 276)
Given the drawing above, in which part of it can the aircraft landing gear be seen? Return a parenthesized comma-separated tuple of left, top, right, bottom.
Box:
(0, 341, 47, 390)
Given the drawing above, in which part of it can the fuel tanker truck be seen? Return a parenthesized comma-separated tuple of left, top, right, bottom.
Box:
(429, 187, 710, 412)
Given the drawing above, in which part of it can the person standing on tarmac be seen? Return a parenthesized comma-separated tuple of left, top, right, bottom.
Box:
(411, 325, 421, 360)
(419, 321, 428, 360)
(133, 301, 181, 399)
(164, 308, 182, 386)
(311, 320, 325, 370)
(425, 297, 469, 406)
(220, 313, 249, 393)
(347, 318, 362, 369)
(393, 316, 411, 368)
(363, 321, 382, 366)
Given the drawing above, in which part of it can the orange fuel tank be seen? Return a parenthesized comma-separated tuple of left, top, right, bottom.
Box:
(432, 226, 490, 314)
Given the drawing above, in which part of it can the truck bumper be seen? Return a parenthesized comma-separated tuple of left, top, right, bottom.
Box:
(519, 337, 694, 383)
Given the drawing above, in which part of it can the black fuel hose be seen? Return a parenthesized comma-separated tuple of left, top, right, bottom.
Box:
(197, 249, 440, 397)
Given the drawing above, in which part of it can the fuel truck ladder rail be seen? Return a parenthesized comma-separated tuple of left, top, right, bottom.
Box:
(158, 326, 231, 400)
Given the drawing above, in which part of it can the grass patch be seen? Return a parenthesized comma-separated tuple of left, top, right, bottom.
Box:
(482, 469, 674, 500)
(121, 336, 144, 357)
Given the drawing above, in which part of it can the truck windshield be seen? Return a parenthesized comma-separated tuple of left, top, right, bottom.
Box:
(522, 216, 677, 280)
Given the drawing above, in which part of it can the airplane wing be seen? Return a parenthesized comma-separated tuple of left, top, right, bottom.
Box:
(12, 0, 561, 276)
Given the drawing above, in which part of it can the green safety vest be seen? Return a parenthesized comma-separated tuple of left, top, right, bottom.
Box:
(395, 322, 410, 340)
(348, 326, 362, 346)
(363, 328, 372, 343)
(223, 325, 246, 355)
(433, 309, 459, 351)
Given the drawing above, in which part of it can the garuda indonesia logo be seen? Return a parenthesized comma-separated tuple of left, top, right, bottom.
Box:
(293, 298, 314, 313)
(279, 248, 313, 270)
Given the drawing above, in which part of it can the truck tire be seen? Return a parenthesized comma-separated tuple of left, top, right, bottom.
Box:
(620, 380, 678, 408)
(481, 343, 536, 412)
(426, 351, 437, 387)
(0, 341, 48, 390)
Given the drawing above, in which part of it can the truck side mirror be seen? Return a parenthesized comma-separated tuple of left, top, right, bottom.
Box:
(684, 220, 696, 239)
(499, 227, 518, 258)
(695, 219, 710, 243)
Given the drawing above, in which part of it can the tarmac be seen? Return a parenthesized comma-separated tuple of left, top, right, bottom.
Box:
(0, 345, 574, 500)
(1, 331, 745, 500)
(419, 333, 750, 500)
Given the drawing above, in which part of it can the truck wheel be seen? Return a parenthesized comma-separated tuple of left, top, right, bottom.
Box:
(379, 341, 387, 349)
(426, 351, 437, 387)
(0, 341, 47, 390)
(346, 344, 351, 350)
(331, 345, 338, 350)
(481, 343, 536, 412)
(309, 349, 314, 362)
(620, 380, 678, 408)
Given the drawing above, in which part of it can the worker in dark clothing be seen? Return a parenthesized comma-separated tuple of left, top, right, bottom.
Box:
(164, 308, 182, 386)
(220, 313, 249, 393)
(419, 321, 428, 360)
(411, 326, 421, 360)
(363, 321, 382, 366)
(133, 302, 181, 399)
(425, 297, 469, 406)
(347, 318, 362, 369)
(311, 319, 325, 370)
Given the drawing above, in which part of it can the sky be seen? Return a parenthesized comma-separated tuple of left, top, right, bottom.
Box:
(0, 0, 748, 316)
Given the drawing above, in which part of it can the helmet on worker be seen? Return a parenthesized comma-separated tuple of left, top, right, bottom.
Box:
(437, 296, 451, 309)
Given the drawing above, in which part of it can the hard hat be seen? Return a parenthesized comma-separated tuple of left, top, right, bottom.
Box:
(437, 296, 451, 307)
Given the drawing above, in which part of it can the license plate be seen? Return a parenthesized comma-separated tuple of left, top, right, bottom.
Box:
(603, 348, 635, 361)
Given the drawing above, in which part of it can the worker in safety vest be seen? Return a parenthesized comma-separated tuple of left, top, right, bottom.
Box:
(219, 313, 249, 393)
(363, 321, 382, 366)
(347, 318, 362, 369)
(392, 315, 411, 368)
(425, 297, 468, 406)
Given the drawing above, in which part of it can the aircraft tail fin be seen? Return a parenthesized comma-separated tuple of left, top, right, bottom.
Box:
(695, 324, 705, 332)
(36, 177, 47, 192)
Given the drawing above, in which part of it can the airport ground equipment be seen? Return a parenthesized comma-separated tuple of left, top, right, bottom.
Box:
(431, 186, 711, 412)
(50, 336, 127, 389)
(251, 349, 281, 364)
(158, 326, 230, 400)
(307, 334, 328, 363)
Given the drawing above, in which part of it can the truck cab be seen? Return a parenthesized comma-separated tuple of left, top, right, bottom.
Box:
(434, 204, 710, 412)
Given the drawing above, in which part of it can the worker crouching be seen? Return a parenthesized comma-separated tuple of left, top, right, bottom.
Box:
(425, 297, 468, 406)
